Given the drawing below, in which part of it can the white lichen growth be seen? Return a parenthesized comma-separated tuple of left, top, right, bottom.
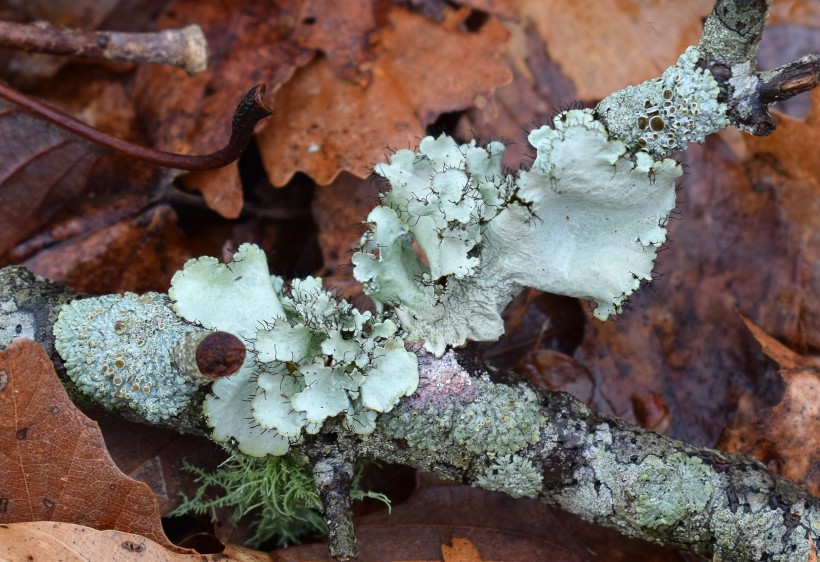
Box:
(355, 108, 683, 355)
(475, 454, 543, 499)
(169, 243, 418, 457)
(634, 453, 715, 529)
(54, 292, 205, 422)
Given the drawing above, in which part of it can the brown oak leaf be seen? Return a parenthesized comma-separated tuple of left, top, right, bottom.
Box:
(0, 339, 187, 553)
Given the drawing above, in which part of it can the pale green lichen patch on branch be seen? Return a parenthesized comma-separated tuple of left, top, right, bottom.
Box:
(380, 374, 546, 460)
(54, 292, 206, 422)
(168, 243, 419, 457)
(634, 453, 715, 529)
(474, 453, 543, 499)
(596, 47, 729, 158)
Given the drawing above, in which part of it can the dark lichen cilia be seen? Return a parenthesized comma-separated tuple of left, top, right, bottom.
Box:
(54, 292, 211, 423)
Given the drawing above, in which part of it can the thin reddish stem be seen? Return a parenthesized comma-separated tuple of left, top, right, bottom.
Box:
(0, 82, 273, 171)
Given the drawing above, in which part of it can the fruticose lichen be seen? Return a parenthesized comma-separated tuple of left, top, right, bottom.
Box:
(354, 108, 683, 355)
(380, 375, 545, 459)
(172, 451, 325, 547)
(169, 243, 419, 457)
(475, 454, 543, 499)
(54, 292, 206, 422)
(634, 453, 715, 529)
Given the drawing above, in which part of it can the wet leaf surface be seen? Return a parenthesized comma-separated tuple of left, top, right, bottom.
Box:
(719, 317, 820, 495)
(271, 474, 692, 561)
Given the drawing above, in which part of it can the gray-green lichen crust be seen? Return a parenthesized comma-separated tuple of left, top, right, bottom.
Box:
(475, 453, 543, 499)
(380, 375, 545, 459)
(635, 453, 714, 529)
(54, 292, 204, 422)
(596, 46, 729, 158)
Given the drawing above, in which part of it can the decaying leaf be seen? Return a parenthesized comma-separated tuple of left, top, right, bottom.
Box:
(0, 521, 268, 562)
(272, 474, 683, 561)
(0, 339, 186, 552)
(506, 0, 714, 101)
(719, 317, 820, 495)
(0, 100, 104, 257)
(441, 537, 484, 562)
(258, 5, 512, 186)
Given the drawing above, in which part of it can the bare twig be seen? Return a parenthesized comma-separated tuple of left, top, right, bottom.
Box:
(0, 20, 207, 75)
(759, 54, 820, 104)
(0, 82, 273, 171)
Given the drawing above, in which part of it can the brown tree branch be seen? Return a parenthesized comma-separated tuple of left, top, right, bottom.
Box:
(0, 20, 207, 75)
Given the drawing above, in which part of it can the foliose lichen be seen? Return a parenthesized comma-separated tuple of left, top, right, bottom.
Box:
(54, 292, 206, 422)
(474, 453, 543, 499)
(169, 243, 419, 457)
(354, 106, 682, 355)
(634, 452, 715, 529)
(380, 375, 545, 458)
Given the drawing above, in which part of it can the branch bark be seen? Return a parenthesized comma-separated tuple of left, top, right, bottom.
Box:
(0, 20, 207, 75)
(1, 266, 817, 561)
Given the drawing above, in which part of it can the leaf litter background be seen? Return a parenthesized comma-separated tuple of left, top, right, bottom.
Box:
(0, 0, 818, 559)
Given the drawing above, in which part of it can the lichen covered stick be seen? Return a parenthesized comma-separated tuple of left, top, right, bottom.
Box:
(2, 0, 820, 559)
(3, 267, 819, 561)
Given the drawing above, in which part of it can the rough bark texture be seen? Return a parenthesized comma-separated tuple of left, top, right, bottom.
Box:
(2, 267, 818, 561)
(0, 20, 207, 74)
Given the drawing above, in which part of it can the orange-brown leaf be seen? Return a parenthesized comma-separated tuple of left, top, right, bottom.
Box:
(0, 340, 186, 553)
(719, 318, 820, 495)
(258, 6, 512, 186)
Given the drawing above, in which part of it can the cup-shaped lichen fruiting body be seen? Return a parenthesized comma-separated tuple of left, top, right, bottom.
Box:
(171, 330, 246, 383)
(53, 292, 207, 422)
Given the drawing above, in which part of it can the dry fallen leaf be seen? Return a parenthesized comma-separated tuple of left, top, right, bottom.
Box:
(258, 5, 512, 186)
(0, 339, 186, 553)
(20, 204, 188, 295)
(0, 100, 104, 258)
(718, 316, 820, 495)
(0, 521, 269, 562)
(506, 0, 714, 101)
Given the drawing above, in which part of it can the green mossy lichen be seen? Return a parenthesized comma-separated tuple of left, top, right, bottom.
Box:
(635, 453, 715, 529)
(172, 452, 325, 547)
